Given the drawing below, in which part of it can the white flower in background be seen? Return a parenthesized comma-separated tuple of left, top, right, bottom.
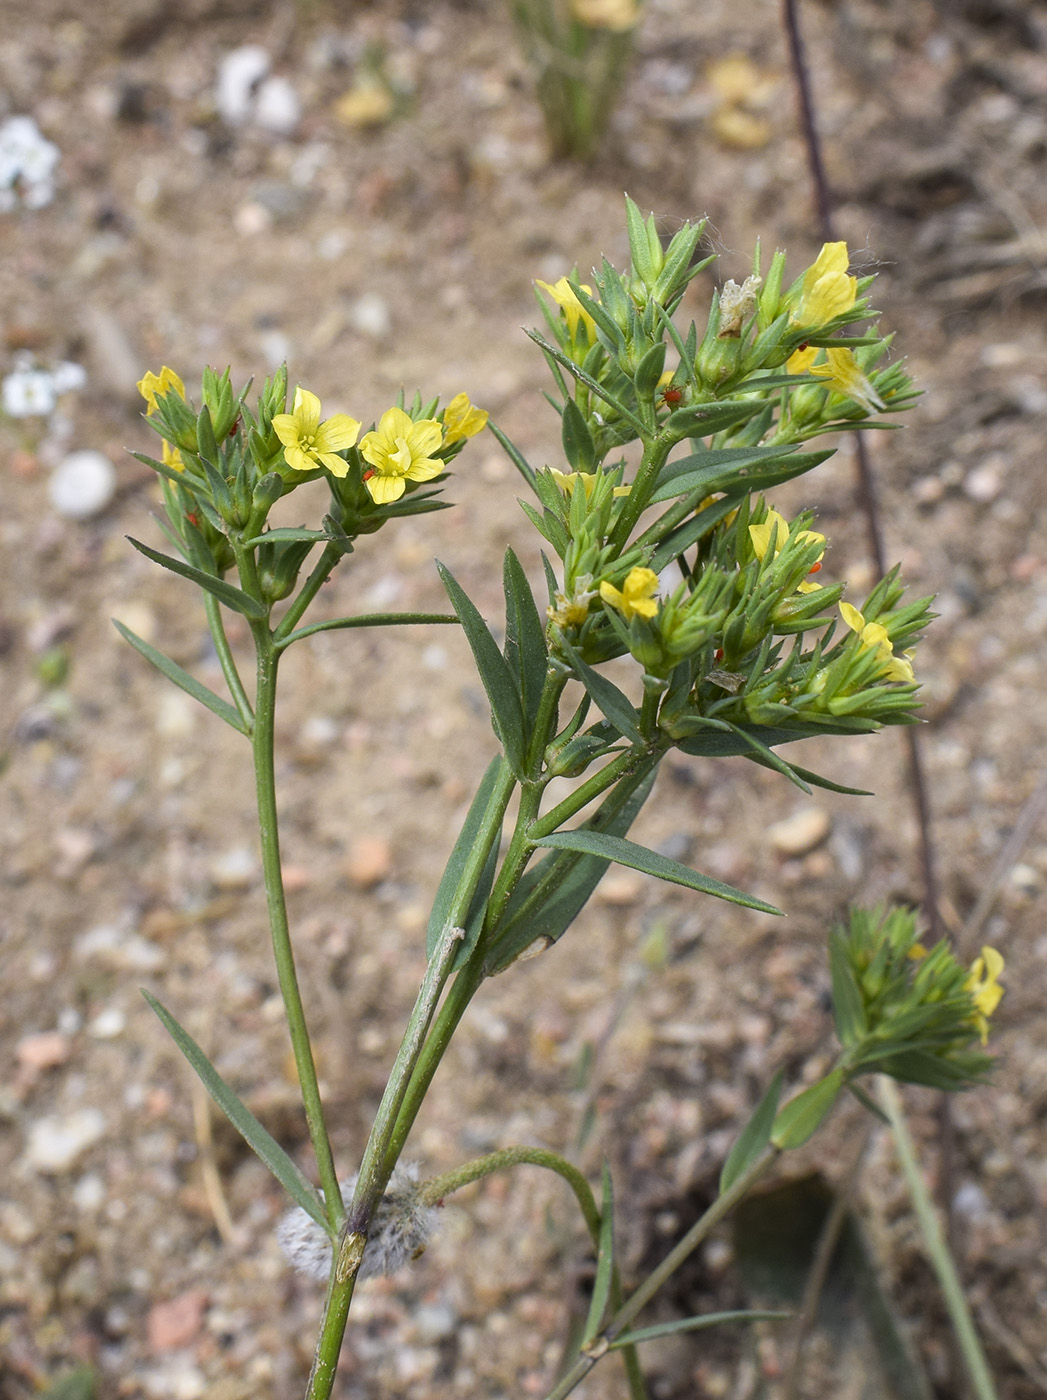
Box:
(0, 116, 59, 211)
(2, 353, 86, 419)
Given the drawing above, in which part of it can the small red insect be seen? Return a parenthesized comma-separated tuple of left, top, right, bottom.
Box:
(659, 384, 684, 409)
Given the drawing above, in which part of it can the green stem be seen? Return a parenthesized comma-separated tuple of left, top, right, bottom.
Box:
(274, 542, 343, 644)
(877, 1076, 998, 1400)
(418, 1149, 646, 1400)
(202, 591, 254, 731)
(528, 748, 649, 842)
(609, 430, 679, 549)
(252, 630, 341, 1225)
(543, 1147, 779, 1400)
(305, 920, 474, 1400)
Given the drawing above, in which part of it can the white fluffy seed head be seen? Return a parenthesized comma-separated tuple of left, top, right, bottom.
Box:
(276, 1163, 439, 1282)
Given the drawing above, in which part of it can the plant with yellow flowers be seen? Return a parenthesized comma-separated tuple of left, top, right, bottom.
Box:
(124, 198, 1003, 1400)
(508, 0, 644, 160)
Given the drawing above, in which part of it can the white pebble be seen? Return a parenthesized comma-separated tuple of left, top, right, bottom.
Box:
(72, 1172, 107, 1213)
(88, 1006, 127, 1039)
(217, 45, 270, 125)
(767, 806, 831, 857)
(349, 292, 392, 339)
(253, 76, 300, 134)
(26, 1108, 106, 1173)
(49, 450, 117, 519)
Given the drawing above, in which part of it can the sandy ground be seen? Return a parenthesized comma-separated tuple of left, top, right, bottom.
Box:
(2, 1, 1047, 1397)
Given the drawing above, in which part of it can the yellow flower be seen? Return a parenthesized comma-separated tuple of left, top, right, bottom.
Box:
(441, 392, 488, 445)
(536, 276, 596, 341)
(839, 602, 915, 683)
(138, 366, 187, 470)
(748, 508, 825, 593)
(570, 0, 641, 30)
(137, 365, 186, 414)
(359, 406, 444, 504)
(551, 469, 631, 500)
(806, 347, 885, 415)
(796, 242, 857, 325)
(272, 388, 361, 478)
(600, 567, 660, 621)
(965, 946, 1004, 1044)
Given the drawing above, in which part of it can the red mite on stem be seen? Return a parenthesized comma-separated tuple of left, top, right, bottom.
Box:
(659, 384, 684, 409)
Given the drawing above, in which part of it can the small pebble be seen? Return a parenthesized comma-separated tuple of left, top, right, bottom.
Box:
(48, 450, 117, 519)
(348, 293, 392, 339)
(963, 460, 1003, 503)
(72, 1173, 107, 1213)
(26, 1108, 106, 1172)
(209, 846, 257, 891)
(147, 1289, 210, 1353)
(253, 76, 300, 134)
(766, 806, 831, 857)
(345, 836, 393, 889)
(15, 1030, 71, 1070)
(88, 1006, 126, 1039)
(216, 45, 269, 125)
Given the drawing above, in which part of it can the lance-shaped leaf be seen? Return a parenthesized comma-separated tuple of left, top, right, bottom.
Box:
(560, 641, 644, 746)
(664, 399, 763, 440)
(426, 756, 504, 970)
(650, 447, 832, 504)
(561, 397, 597, 473)
(502, 550, 548, 732)
(127, 537, 268, 620)
(487, 420, 537, 490)
(276, 612, 458, 650)
(771, 1068, 845, 1150)
(829, 930, 869, 1047)
(676, 720, 855, 758)
(532, 830, 781, 914)
(720, 1071, 783, 1195)
(525, 330, 648, 437)
(114, 620, 249, 734)
(242, 526, 328, 548)
(437, 563, 526, 774)
(581, 1164, 616, 1349)
(142, 990, 329, 1232)
(486, 769, 656, 974)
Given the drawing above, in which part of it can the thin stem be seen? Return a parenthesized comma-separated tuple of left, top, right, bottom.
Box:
(203, 590, 254, 731)
(609, 430, 678, 548)
(252, 630, 341, 1224)
(543, 1147, 779, 1400)
(877, 1077, 998, 1400)
(305, 920, 475, 1400)
(274, 542, 343, 644)
(528, 747, 650, 842)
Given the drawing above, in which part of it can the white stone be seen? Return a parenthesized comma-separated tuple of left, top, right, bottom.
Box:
(216, 46, 270, 125)
(349, 292, 392, 339)
(49, 450, 117, 519)
(253, 76, 300, 134)
(88, 1006, 126, 1039)
(26, 1108, 106, 1172)
(767, 806, 831, 857)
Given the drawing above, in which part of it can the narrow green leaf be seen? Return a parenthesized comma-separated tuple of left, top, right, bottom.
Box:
(533, 830, 782, 914)
(561, 642, 644, 746)
(664, 400, 763, 440)
(114, 620, 249, 733)
(502, 550, 549, 731)
(127, 537, 269, 620)
(276, 612, 458, 649)
(242, 527, 327, 548)
(777, 763, 871, 797)
(847, 1081, 891, 1125)
(142, 990, 329, 1232)
(611, 1310, 790, 1348)
(486, 769, 656, 974)
(561, 397, 597, 473)
(525, 330, 648, 437)
(725, 723, 812, 794)
(720, 1071, 783, 1195)
(829, 930, 868, 1047)
(130, 448, 193, 488)
(487, 420, 537, 490)
(647, 496, 740, 573)
(650, 448, 831, 504)
(437, 562, 526, 774)
(771, 1068, 845, 1150)
(426, 756, 504, 968)
(625, 194, 657, 288)
(582, 1164, 616, 1348)
(675, 720, 854, 758)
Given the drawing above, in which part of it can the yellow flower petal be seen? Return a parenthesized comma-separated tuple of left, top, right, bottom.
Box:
(272, 387, 360, 476)
(601, 566, 659, 621)
(360, 406, 444, 503)
(536, 277, 596, 340)
(442, 392, 489, 445)
(138, 366, 186, 414)
(808, 347, 885, 414)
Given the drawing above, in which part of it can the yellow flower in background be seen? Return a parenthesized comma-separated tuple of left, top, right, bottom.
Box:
(807, 347, 885, 415)
(359, 406, 444, 504)
(441, 392, 488, 445)
(570, 0, 641, 30)
(138, 366, 187, 470)
(551, 468, 632, 500)
(536, 276, 596, 341)
(965, 946, 1004, 1044)
(839, 602, 915, 683)
(600, 567, 660, 621)
(272, 388, 361, 478)
(137, 365, 186, 414)
(748, 508, 825, 593)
